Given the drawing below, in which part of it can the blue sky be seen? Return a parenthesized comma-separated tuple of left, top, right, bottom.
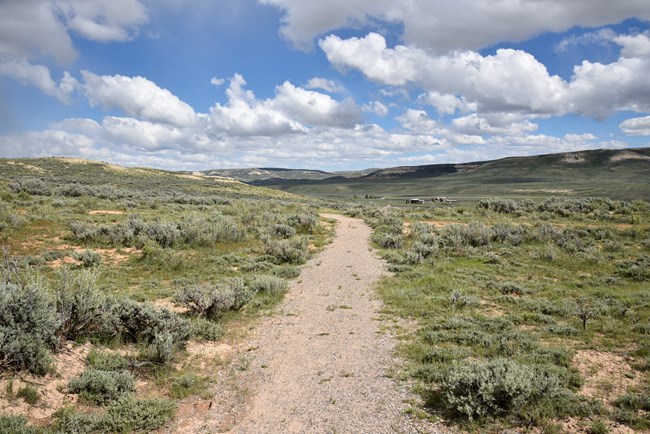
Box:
(0, 0, 649, 171)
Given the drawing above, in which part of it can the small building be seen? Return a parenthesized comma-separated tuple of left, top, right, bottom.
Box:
(407, 198, 425, 204)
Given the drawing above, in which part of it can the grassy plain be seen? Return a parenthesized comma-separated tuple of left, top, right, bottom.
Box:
(354, 197, 650, 432)
(0, 157, 332, 432)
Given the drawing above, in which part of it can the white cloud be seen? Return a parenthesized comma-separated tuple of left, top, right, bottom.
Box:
(362, 101, 389, 117)
(260, 0, 650, 52)
(321, 32, 650, 119)
(61, 0, 148, 42)
(396, 109, 440, 134)
(81, 71, 197, 127)
(451, 113, 538, 136)
(0, 0, 148, 65)
(620, 116, 650, 136)
(305, 77, 344, 93)
(209, 74, 362, 136)
(209, 74, 306, 136)
(614, 32, 650, 58)
(417, 92, 474, 115)
(554, 28, 617, 53)
(321, 33, 567, 114)
(210, 77, 226, 86)
(0, 57, 79, 102)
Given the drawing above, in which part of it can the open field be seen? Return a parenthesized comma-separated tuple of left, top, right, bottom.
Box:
(351, 197, 650, 432)
(251, 148, 650, 202)
(0, 156, 648, 433)
(0, 157, 333, 432)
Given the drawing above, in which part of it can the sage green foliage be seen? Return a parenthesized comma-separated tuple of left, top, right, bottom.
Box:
(174, 278, 253, 319)
(54, 396, 175, 433)
(369, 198, 649, 431)
(69, 368, 136, 405)
(0, 281, 59, 375)
(0, 415, 39, 434)
(86, 349, 128, 371)
(16, 385, 40, 405)
(72, 249, 101, 267)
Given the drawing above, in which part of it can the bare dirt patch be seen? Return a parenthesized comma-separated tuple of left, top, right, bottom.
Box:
(609, 150, 650, 163)
(573, 350, 642, 405)
(0, 343, 91, 425)
(168, 214, 442, 433)
(88, 210, 124, 215)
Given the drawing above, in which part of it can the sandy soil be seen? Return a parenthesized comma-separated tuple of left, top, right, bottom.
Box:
(170, 214, 442, 434)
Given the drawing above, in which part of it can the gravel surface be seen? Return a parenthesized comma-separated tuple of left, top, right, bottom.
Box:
(172, 214, 444, 434)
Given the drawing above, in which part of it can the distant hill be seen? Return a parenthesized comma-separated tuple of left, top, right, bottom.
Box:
(196, 167, 377, 182)
(246, 148, 650, 201)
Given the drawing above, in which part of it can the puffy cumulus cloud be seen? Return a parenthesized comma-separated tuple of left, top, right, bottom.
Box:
(620, 116, 650, 136)
(59, 0, 148, 42)
(396, 109, 440, 134)
(417, 92, 475, 115)
(362, 101, 389, 117)
(305, 77, 344, 93)
(321, 33, 567, 114)
(210, 77, 226, 86)
(0, 58, 79, 102)
(0, 0, 148, 102)
(566, 56, 650, 118)
(614, 32, 650, 58)
(273, 82, 362, 127)
(321, 32, 650, 119)
(451, 113, 538, 137)
(209, 74, 362, 136)
(210, 74, 305, 136)
(0, 0, 147, 65)
(260, 0, 650, 52)
(81, 71, 198, 127)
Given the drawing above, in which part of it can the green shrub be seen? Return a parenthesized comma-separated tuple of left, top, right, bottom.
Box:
(86, 349, 128, 371)
(272, 224, 296, 239)
(174, 278, 253, 320)
(373, 233, 404, 249)
(16, 385, 40, 405)
(113, 298, 192, 348)
(0, 281, 59, 374)
(589, 419, 610, 434)
(263, 237, 308, 264)
(73, 249, 101, 268)
(146, 331, 175, 364)
(101, 396, 176, 432)
(54, 270, 116, 341)
(190, 317, 223, 341)
(69, 368, 135, 405)
(438, 359, 564, 420)
(0, 414, 39, 434)
(249, 275, 288, 296)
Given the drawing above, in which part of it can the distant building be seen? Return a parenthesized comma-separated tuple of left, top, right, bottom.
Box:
(407, 198, 425, 204)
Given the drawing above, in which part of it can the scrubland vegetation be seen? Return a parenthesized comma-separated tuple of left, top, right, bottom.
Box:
(1, 157, 649, 433)
(0, 158, 330, 432)
(349, 196, 650, 432)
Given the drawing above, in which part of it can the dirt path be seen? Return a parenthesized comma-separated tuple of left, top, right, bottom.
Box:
(172, 214, 440, 433)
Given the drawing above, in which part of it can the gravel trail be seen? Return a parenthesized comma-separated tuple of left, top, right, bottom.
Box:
(173, 214, 441, 433)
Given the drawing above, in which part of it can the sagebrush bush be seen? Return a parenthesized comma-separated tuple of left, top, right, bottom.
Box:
(438, 358, 563, 420)
(0, 281, 59, 374)
(73, 249, 101, 267)
(0, 414, 39, 434)
(373, 233, 404, 249)
(86, 349, 128, 371)
(175, 278, 253, 319)
(249, 275, 288, 296)
(272, 224, 296, 239)
(190, 317, 223, 341)
(264, 237, 308, 264)
(55, 269, 116, 341)
(69, 368, 136, 405)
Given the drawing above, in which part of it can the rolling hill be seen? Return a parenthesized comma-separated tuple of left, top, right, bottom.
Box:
(247, 148, 650, 201)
